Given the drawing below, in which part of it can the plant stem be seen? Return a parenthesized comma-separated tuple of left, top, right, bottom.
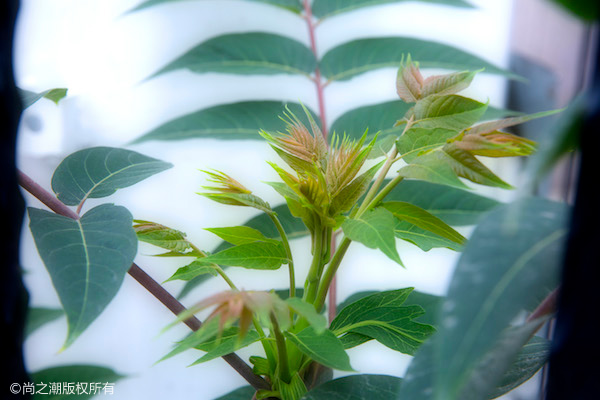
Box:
(303, 0, 327, 139)
(268, 212, 296, 298)
(304, 223, 325, 305)
(270, 312, 291, 384)
(17, 169, 270, 392)
(314, 237, 351, 312)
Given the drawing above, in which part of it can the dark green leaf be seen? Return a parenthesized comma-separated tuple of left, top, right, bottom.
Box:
(178, 204, 308, 299)
(381, 201, 466, 245)
(129, 0, 302, 14)
(192, 241, 288, 270)
(51, 147, 172, 206)
(330, 100, 412, 140)
(20, 88, 68, 109)
(434, 198, 568, 398)
(312, 0, 473, 19)
(412, 95, 487, 131)
(25, 307, 64, 337)
(284, 327, 354, 371)
(133, 220, 200, 256)
(320, 37, 514, 82)
(341, 208, 402, 265)
(301, 374, 402, 400)
(133, 101, 319, 143)
(383, 179, 500, 226)
(551, 0, 599, 21)
(331, 289, 434, 355)
(31, 365, 125, 400)
(214, 386, 256, 400)
(28, 205, 137, 348)
(151, 32, 315, 78)
(190, 328, 260, 365)
(165, 259, 219, 282)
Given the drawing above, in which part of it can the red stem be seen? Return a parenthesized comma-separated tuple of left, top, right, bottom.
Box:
(303, 0, 328, 139)
(17, 169, 270, 392)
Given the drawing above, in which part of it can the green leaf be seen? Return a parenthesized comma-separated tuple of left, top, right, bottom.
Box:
(190, 328, 260, 365)
(331, 289, 435, 355)
(286, 297, 327, 332)
(133, 220, 200, 256)
(383, 179, 500, 226)
(412, 95, 488, 131)
(551, 0, 599, 21)
(178, 204, 308, 299)
(129, 0, 302, 14)
(320, 37, 513, 82)
(165, 259, 219, 282)
(396, 127, 458, 163)
(467, 108, 562, 136)
(28, 205, 137, 349)
(330, 161, 383, 215)
(20, 88, 68, 109)
(192, 241, 288, 270)
(284, 327, 354, 371)
(491, 335, 551, 398)
(205, 226, 278, 245)
(301, 374, 402, 400)
(151, 32, 315, 78)
(421, 70, 478, 98)
(25, 307, 64, 337)
(277, 372, 308, 400)
(312, 0, 473, 19)
(398, 144, 512, 189)
(330, 100, 412, 140)
(381, 201, 466, 246)
(51, 147, 172, 206)
(341, 208, 402, 265)
(393, 220, 463, 251)
(434, 198, 568, 398)
(160, 317, 221, 362)
(200, 192, 273, 213)
(31, 365, 125, 400)
(214, 386, 256, 400)
(133, 101, 319, 143)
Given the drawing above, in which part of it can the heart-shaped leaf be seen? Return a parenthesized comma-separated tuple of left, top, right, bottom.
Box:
(28, 204, 138, 348)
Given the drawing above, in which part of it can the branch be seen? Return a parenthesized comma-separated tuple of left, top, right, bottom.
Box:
(17, 169, 270, 392)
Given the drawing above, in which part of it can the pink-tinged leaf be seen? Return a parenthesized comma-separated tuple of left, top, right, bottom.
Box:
(421, 70, 478, 98)
(454, 131, 537, 157)
(467, 109, 562, 136)
(396, 55, 424, 103)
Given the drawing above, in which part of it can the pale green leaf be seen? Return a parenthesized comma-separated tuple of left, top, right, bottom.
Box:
(467, 109, 563, 136)
(200, 192, 273, 213)
(133, 220, 200, 256)
(396, 127, 458, 163)
(151, 32, 315, 78)
(284, 327, 354, 371)
(192, 241, 288, 270)
(421, 70, 478, 98)
(165, 259, 219, 282)
(341, 208, 402, 265)
(28, 205, 137, 349)
(393, 220, 463, 251)
(20, 88, 68, 109)
(133, 101, 318, 143)
(286, 297, 327, 332)
(320, 37, 513, 82)
(301, 374, 402, 400)
(312, 0, 474, 19)
(159, 318, 220, 362)
(205, 226, 278, 245)
(51, 147, 172, 206)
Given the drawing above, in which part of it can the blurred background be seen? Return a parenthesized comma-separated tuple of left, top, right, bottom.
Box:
(14, 0, 595, 399)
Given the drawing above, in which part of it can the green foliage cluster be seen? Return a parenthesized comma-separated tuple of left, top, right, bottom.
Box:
(19, 1, 577, 399)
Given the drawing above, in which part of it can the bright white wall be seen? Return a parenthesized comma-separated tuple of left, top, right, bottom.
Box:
(15, 1, 517, 399)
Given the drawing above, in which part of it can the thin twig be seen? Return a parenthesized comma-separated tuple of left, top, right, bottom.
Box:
(17, 169, 270, 391)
